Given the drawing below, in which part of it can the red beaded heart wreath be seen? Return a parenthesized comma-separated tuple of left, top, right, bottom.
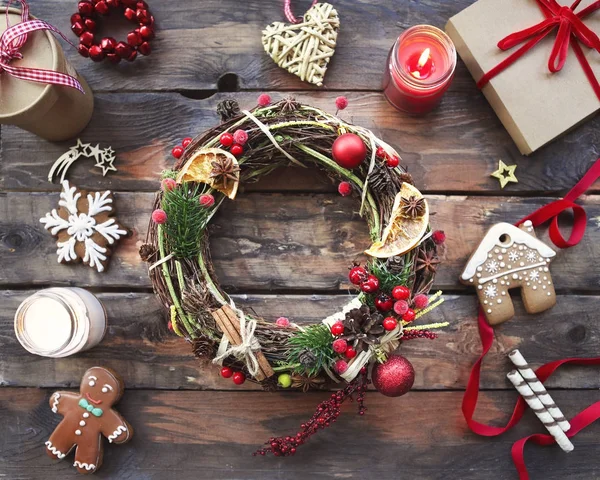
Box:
(71, 0, 155, 63)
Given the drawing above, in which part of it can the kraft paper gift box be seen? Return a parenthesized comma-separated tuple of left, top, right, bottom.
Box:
(445, 0, 600, 155)
(0, 7, 94, 141)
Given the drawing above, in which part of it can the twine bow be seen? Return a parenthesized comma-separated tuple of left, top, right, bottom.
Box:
(0, 0, 83, 92)
(213, 302, 261, 377)
(478, 0, 600, 101)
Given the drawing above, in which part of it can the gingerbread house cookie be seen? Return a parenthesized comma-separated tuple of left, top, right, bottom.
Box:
(460, 220, 556, 325)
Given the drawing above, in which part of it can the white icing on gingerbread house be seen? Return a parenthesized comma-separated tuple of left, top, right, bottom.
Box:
(460, 221, 557, 325)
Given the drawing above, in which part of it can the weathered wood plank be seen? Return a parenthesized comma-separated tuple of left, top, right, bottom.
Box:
(1, 291, 599, 390)
(2, 93, 599, 195)
(28, 0, 476, 92)
(1, 192, 599, 291)
(2, 388, 600, 479)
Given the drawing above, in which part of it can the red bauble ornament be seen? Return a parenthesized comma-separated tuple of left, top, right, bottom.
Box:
(72, 0, 155, 62)
(161, 178, 176, 191)
(151, 209, 167, 224)
(199, 194, 215, 208)
(374, 294, 394, 312)
(348, 265, 367, 285)
(330, 321, 344, 336)
(392, 285, 410, 300)
(360, 274, 379, 293)
(402, 308, 416, 323)
(383, 316, 398, 331)
(232, 371, 246, 385)
(220, 367, 233, 378)
(337, 181, 352, 197)
(386, 155, 399, 168)
(332, 133, 367, 169)
(344, 347, 357, 359)
(334, 359, 348, 374)
(413, 294, 429, 309)
(220, 132, 234, 147)
(233, 129, 249, 146)
(230, 144, 244, 157)
(372, 354, 415, 397)
(171, 145, 184, 159)
(275, 316, 290, 327)
(432, 230, 446, 245)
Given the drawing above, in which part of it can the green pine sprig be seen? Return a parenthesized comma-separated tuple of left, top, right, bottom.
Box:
(368, 255, 414, 293)
(286, 324, 335, 377)
(162, 183, 212, 258)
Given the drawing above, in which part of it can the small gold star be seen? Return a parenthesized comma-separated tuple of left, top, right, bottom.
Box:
(490, 160, 518, 189)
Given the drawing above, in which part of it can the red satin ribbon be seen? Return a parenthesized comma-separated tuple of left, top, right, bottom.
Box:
(477, 0, 600, 101)
(462, 158, 600, 479)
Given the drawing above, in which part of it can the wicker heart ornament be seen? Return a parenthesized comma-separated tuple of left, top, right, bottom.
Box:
(262, 2, 339, 87)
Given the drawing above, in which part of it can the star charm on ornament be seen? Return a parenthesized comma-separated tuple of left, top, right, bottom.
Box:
(95, 148, 118, 176)
(48, 140, 118, 183)
(490, 160, 518, 189)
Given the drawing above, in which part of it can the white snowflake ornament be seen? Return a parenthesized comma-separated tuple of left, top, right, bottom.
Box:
(40, 181, 128, 272)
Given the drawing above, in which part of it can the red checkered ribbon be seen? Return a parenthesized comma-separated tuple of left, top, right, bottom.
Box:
(0, 0, 83, 93)
(283, 0, 318, 23)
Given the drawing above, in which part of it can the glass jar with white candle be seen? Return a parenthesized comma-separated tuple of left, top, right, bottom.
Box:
(14, 288, 107, 357)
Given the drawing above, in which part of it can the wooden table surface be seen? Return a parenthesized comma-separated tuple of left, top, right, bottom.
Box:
(2, 1, 600, 479)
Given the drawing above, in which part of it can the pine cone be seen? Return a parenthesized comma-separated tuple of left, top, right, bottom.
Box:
(139, 243, 156, 262)
(192, 335, 217, 359)
(399, 172, 414, 185)
(216, 99, 240, 122)
(298, 348, 317, 369)
(368, 163, 396, 196)
(386, 255, 405, 274)
(341, 305, 385, 352)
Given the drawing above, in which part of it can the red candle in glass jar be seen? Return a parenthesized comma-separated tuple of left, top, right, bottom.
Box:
(383, 25, 457, 114)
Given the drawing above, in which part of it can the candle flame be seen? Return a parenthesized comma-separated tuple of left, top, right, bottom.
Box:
(418, 48, 431, 68)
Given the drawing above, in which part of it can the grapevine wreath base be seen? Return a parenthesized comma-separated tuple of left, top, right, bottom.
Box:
(141, 96, 448, 456)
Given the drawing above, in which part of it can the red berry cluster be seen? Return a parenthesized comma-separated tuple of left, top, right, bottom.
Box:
(254, 370, 368, 456)
(219, 130, 247, 157)
(347, 264, 416, 325)
(220, 366, 246, 385)
(375, 146, 400, 169)
(171, 137, 193, 159)
(72, 0, 155, 63)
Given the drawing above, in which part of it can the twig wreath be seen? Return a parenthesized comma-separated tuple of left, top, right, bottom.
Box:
(141, 96, 448, 456)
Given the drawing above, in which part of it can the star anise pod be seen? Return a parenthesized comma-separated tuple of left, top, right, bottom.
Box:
(280, 96, 300, 113)
(416, 248, 440, 275)
(291, 374, 326, 392)
(216, 99, 240, 122)
(399, 195, 426, 219)
(341, 305, 385, 352)
(210, 156, 240, 188)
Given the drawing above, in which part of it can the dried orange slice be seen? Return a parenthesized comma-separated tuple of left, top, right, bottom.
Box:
(365, 183, 429, 258)
(176, 148, 240, 199)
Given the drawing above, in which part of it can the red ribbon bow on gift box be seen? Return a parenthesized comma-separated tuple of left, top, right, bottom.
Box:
(0, 0, 83, 92)
(478, 0, 600, 101)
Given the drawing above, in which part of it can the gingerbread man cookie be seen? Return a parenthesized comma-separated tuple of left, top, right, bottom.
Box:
(45, 367, 133, 474)
(40, 180, 128, 273)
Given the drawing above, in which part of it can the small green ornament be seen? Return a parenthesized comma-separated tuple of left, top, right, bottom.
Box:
(278, 373, 292, 389)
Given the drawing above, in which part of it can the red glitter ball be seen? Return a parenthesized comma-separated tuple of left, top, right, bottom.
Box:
(338, 181, 352, 197)
(151, 209, 167, 224)
(335, 359, 348, 374)
(432, 230, 446, 244)
(161, 178, 176, 191)
(335, 96, 348, 110)
(393, 300, 409, 316)
(233, 129, 248, 146)
(276, 317, 290, 327)
(257, 93, 272, 107)
(199, 194, 215, 208)
(372, 354, 415, 397)
(413, 294, 429, 309)
(332, 338, 348, 354)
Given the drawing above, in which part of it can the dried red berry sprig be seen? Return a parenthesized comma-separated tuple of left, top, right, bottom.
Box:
(402, 329, 438, 340)
(72, 0, 155, 63)
(254, 370, 369, 457)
